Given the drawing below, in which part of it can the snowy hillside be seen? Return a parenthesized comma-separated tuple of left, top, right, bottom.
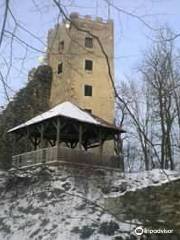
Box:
(0, 166, 180, 240)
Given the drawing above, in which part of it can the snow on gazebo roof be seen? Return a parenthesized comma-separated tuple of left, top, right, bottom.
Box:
(8, 101, 123, 133)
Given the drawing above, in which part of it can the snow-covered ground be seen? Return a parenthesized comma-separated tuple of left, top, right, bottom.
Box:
(105, 169, 180, 198)
(0, 166, 179, 240)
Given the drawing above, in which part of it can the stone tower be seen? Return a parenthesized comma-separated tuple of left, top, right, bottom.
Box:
(47, 13, 115, 123)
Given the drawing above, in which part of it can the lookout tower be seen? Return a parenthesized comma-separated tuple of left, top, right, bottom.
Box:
(47, 13, 115, 123)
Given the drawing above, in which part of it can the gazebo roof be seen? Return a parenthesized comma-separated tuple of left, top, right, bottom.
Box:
(8, 101, 124, 133)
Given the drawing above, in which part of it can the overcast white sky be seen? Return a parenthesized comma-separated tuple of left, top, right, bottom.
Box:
(0, 0, 180, 106)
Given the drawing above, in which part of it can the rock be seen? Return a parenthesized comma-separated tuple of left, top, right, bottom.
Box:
(53, 187, 65, 196)
(71, 226, 80, 233)
(152, 178, 159, 184)
(75, 202, 87, 211)
(113, 236, 124, 240)
(62, 182, 71, 191)
(111, 186, 120, 193)
(111, 182, 127, 193)
(102, 186, 111, 194)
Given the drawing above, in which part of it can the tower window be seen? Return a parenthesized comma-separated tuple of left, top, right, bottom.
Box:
(85, 60, 93, 71)
(84, 85, 92, 96)
(58, 62, 63, 74)
(85, 37, 93, 48)
(58, 41, 64, 51)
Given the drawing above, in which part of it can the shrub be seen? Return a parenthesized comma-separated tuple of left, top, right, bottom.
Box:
(80, 225, 95, 239)
(99, 221, 119, 236)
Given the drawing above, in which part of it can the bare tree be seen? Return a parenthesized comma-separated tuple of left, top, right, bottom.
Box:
(141, 29, 179, 170)
(116, 80, 153, 170)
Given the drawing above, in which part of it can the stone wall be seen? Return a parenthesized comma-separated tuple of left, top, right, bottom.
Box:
(105, 179, 180, 239)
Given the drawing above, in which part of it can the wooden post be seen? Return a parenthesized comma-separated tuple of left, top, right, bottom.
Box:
(12, 134, 16, 166)
(56, 118, 61, 160)
(56, 118, 61, 145)
(34, 137, 37, 150)
(12, 134, 16, 155)
(99, 128, 103, 159)
(26, 128, 29, 152)
(40, 124, 44, 148)
(39, 124, 47, 164)
(29, 136, 38, 150)
(79, 124, 82, 150)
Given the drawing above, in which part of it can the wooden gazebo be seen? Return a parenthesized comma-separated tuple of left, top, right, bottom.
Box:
(8, 102, 125, 170)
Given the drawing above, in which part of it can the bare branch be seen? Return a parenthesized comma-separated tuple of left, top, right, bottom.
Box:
(165, 33, 180, 41)
(0, 0, 9, 48)
(0, 70, 10, 101)
(4, 30, 45, 53)
(8, 6, 46, 47)
(103, 0, 159, 31)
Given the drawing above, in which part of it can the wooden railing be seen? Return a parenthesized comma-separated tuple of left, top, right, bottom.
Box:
(12, 146, 124, 170)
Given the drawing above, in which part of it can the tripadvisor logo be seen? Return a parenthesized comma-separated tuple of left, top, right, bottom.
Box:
(134, 226, 174, 236)
(134, 226, 144, 236)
